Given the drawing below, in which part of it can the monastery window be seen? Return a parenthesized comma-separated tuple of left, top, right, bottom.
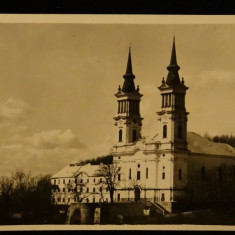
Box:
(218, 167, 223, 181)
(137, 171, 141, 180)
(54, 179, 56, 185)
(58, 179, 60, 184)
(117, 193, 121, 201)
(132, 129, 137, 142)
(87, 179, 89, 183)
(161, 193, 165, 202)
(119, 129, 123, 142)
(178, 125, 183, 139)
(162, 172, 165, 180)
(118, 174, 121, 181)
(100, 187, 102, 192)
(201, 167, 205, 180)
(100, 178, 102, 182)
(129, 168, 132, 179)
(93, 188, 96, 192)
(63, 188, 65, 192)
(163, 125, 167, 138)
(93, 178, 95, 183)
(87, 187, 89, 193)
(146, 168, 148, 179)
(80, 187, 83, 193)
(93, 198, 95, 203)
(63, 179, 65, 184)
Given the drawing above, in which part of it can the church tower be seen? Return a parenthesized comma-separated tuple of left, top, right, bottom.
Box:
(113, 48, 143, 151)
(157, 37, 189, 151)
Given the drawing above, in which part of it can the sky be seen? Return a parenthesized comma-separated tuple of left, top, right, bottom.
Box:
(0, 20, 234, 176)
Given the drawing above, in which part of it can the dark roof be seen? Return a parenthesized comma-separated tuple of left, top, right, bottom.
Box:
(166, 37, 181, 87)
(122, 47, 136, 92)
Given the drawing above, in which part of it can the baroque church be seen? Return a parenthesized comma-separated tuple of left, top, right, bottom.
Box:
(51, 38, 235, 212)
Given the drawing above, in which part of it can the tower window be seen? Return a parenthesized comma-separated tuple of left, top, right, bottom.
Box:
(163, 125, 167, 138)
(178, 169, 182, 180)
(162, 172, 165, 180)
(119, 129, 122, 142)
(137, 171, 141, 180)
(132, 129, 137, 142)
(178, 125, 183, 139)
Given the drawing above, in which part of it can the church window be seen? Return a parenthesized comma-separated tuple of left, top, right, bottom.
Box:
(137, 171, 141, 180)
(63, 179, 65, 184)
(93, 178, 95, 183)
(162, 172, 165, 180)
(178, 169, 182, 180)
(87, 187, 89, 193)
(63, 188, 65, 192)
(117, 193, 121, 201)
(163, 125, 167, 138)
(201, 167, 205, 180)
(161, 193, 165, 201)
(93, 188, 95, 192)
(119, 129, 122, 142)
(129, 168, 132, 179)
(87, 179, 89, 183)
(132, 129, 137, 142)
(146, 168, 148, 179)
(178, 125, 183, 139)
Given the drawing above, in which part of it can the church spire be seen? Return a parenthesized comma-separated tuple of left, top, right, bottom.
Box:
(122, 47, 136, 92)
(166, 37, 181, 86)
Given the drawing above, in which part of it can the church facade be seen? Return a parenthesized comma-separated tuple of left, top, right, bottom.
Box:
(112, 38, 235, 212)
(51, 38, 235, 212)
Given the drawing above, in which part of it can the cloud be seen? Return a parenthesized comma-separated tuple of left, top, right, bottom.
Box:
(26, 129, 84, 149)
(0, 98, 33, 123)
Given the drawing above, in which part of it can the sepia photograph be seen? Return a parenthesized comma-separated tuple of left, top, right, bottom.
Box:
(0, 15, 235, 231)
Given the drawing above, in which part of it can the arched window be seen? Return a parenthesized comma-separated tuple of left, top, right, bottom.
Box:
(163, 125, 167, 138)
(178, 125, 183, 139)
(132, 129, 137, 142)
(119, 129, 122, 142)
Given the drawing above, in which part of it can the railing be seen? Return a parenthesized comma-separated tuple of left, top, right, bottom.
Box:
(149, 200, 166, 216)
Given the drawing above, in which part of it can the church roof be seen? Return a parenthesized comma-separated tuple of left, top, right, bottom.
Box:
(187, 132, 235, 157)
(166, 37, 181, 87)
(122, 47, 136, 92)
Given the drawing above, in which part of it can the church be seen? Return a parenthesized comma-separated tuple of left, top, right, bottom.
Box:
(51, 38, 235, 212)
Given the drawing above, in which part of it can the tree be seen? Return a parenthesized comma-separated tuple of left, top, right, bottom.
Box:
(95, 164, 120, 203)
